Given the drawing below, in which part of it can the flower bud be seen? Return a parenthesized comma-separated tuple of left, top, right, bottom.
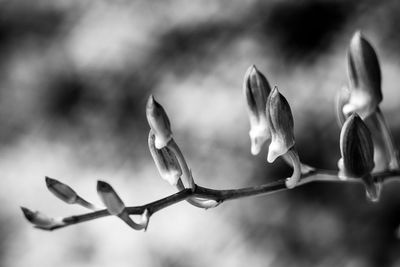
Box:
(343, 31, 382, 119)
(97, 181, 148, 230)
(148, 131, 182, 186)
(243, 65, 271, 155)
(146, 95, 172, 149)
(97, 181, 125, 216)
(46, 177, 78, 204)
(339, 113, 374, 178)
(21, 207, 58, 229)
(266, 87, 295, 163)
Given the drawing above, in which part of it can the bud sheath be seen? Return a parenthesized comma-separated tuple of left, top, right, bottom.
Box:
(339, 113, 374, 177)
(146, 95, 172, 149)
(97, 181, 126, 216)
(344, 31, 382, 119)
(266, 87, 295, 163)
(243, 65, 271, 155)
(148, 131, 182, 186)
(46, 177, 78, 204)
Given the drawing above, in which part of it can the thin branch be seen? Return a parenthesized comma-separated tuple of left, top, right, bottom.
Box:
(33, 168, 400, 231)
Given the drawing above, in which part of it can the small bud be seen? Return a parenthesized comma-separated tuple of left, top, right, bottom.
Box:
(344, 31, 382, 119)
(46, 177, 78, 204)
(148, 131, 182, 186)
(243, 65, 272, 155)
(335, 86, 350, 126)
(339, 113, 374, 178)
(21, 207, 58, 229)
(97, 181, 125, 216)
(97, 181, 147, 229)
(266, 87, 295, 163)
(146, 95, 172, 149)
(339, 114, 381, 201)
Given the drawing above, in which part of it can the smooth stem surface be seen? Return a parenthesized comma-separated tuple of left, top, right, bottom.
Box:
(35, 168, 400, 231)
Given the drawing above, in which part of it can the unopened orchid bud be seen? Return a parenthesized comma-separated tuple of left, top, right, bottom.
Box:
(97, 181, 148, 230)
(339, 114, 380, 201)
(339, 114, 374, 177)
(46, 177, 78, 204)
(266, 87, 295, 163)
(97, 181, 125, 216)
(148, 131, 182, 186)
(343, 31, 382, 119)
(21, 207, 59, 229)
(146, 95, 172, 149)
(243, 65, 271, 155)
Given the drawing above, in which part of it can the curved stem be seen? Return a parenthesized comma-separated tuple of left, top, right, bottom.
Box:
(282, 147, 301, 189)
(169, 139, 219, 209)
(29, 168, 400, 231)
(176, 180, 218, 209)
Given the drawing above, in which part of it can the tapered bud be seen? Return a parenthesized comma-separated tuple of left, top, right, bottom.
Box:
(339, 114, 374, 177)
(46, 177, 78, 204)
(21, 207, 59, 229)
(343, 31, 382, 119)
(97, 181, 126, 216)
(148, 131, 182, 185)
(335, 86, 350, 126)
(97, 181, 150, 230)
(266, 87, 295, 163)
(146, 95, 172, 149)
(339, 114, 381, 201)
(243, 65, 271, 155)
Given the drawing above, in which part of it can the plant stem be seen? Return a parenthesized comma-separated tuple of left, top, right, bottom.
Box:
(35, 168, 400, 231)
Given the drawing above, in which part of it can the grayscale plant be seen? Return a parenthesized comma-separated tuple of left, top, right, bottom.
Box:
(22, 31, 400, 232)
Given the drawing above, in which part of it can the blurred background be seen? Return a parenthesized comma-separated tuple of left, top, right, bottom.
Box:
(1, 0, 400, 266)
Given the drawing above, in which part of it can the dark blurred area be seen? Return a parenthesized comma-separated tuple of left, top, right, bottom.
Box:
(1, 0, 400, 266)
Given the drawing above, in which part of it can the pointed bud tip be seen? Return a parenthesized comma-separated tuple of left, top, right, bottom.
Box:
(245, 64, 257, 75)
(270, 86, 279, 98)
(146, 94, 156, 108)
(353, 30, 362, 40)
(350, 31, 365, 48)
(97, 180, 112, 193)
(45, 176, 56, 187)
(21, 206, 33, 220)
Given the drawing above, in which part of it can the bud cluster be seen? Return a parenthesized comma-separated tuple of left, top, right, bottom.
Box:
(145, 95, 219, 208)
(243, 66, 301, 188)
(335, 31, 400, 201)
(21, 30, 400, 234)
